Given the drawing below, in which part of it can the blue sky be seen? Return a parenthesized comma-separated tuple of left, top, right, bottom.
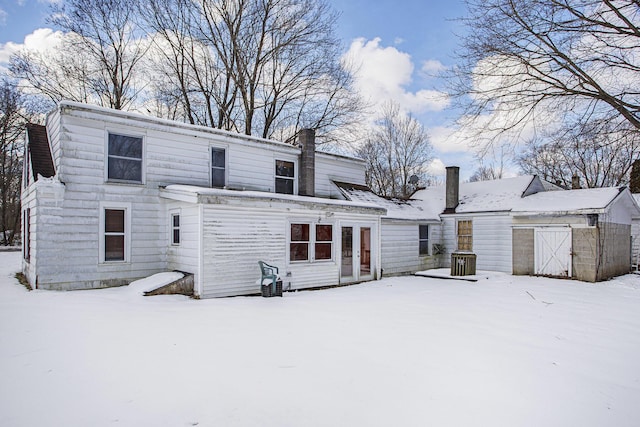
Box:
(0, 0, 480, 178)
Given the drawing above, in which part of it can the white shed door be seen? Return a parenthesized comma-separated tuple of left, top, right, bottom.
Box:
(535, 228, 572, 277)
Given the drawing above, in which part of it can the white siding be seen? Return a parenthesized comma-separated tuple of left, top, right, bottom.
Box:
(198, 204, 380, 298)
(315, 153, 366, 198)
(166, 202, 201, 291)
(28, 103, 370, 291)
(381, 221, 441, 275)
(442, 214, 513, 273)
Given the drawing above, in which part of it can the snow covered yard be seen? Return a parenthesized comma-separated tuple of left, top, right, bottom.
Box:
(1, 252, 640, 427)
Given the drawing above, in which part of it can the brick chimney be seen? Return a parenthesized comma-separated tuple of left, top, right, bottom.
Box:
(630, 159, 640, 194)
(571, 174, 581, 190)
(298, 128, 315, 197)
(444, 166, 459, 213)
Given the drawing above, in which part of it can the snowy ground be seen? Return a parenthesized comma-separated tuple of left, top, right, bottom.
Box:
(1, 252, 640, 427)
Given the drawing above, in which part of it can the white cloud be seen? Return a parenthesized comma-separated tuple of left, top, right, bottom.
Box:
(421, 59, 446, 75)
(343, 37, 450, 116)
(0, 28, 64, 66)
(427, 158, 446, 176)
(0, 8, 7, 26)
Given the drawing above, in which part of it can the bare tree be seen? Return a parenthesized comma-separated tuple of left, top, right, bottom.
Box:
(10, 37, 97, 109)
(357, 102, 433, 198)
(0, 79, 30, 246)
(452, 0, 640, 145)
(517, 118, 640, 188)
(11, 0, 146, 110)
(195, 0, 361, 141)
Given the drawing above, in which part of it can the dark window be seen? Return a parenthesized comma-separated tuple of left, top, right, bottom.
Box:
(419, 225, 429, 255)
(108, 133, 143, 183)
(315, 224, 333, 260)
(171, 214, 180, 245)
(290, 223, 309, 261)
(211, 147, 226, 187)
(275, 160, 295, 194)
(105, 209, 125, 261)
(23, 209, 30, 262)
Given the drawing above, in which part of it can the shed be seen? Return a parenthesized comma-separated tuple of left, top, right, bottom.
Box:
(511, 187, 640, 281)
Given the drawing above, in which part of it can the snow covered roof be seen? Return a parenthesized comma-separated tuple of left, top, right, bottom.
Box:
(412, 175, 542, 215)
(333, 182, 440, 221)
(161, 184, 386, 214)
(512, 187, 628, 215)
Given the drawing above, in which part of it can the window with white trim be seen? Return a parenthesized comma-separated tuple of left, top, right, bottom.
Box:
(211, 147, 226, 187)
(100, 204, 131, 263)
(171, 213, 180, 245)
(107, 133, 143, 183)
(315, 224, 333, 260)
(289, 223, 333, 262)
(275, 160, 295, 194)
(290, 223, 309, 261)
(419, 224, 430, 255)
(104, 209, 126, 261)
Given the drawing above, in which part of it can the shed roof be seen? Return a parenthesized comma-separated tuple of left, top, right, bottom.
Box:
(512, 186, 636, 215)
(333, 181, 440, 221)
(26, 123, 55, 181)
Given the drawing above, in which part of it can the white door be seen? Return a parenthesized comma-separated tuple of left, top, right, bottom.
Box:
(340, 224, 374, 283)
(535, 228, 572, 277)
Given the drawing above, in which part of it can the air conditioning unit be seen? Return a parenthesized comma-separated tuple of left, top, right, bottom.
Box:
(451, 252, 477, 276)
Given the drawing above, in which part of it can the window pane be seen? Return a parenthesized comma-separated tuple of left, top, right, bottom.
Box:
(419, 225, 429, 240)
(290, 243, 309, 261)
(315, 242, 332, 260)
(275, 177, 294, 194)
(458, 236, 472, 252)
(211, 148, 225, 167)
(291, 224, 309, 242)
(105, 209, 125, 233)
(173, 215, 180, 227)
(316, 225, 332, 242)
(173, 229, 180, 245)
(275, 160, 295, 178)
(419, 241, 430, 255)
(458, 220, 472, 235)
(105, 235, 125, 261)
(108, 157, 142, 182)
(108, 134, 142, 158)
(211, 168, 225, 187)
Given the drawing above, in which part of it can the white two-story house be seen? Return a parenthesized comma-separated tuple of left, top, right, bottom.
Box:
(21, 102, 385, 298)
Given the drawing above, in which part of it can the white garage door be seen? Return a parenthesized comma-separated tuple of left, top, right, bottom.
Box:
(535, 228, 572, 277)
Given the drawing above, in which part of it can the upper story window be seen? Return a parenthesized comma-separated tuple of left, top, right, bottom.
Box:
(419, 224, 430, 255)
(211, 147, 226, 188)
(107, 133, 143, 183)
(457, 220, 473, 252)
(275, 160, 295, 194)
